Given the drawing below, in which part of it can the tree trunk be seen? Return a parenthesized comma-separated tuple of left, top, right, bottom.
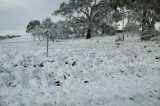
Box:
(46, 37, 49, 57)
(101, 24, 105, 37)
(101, 30, 104, 37)
(122, 7, 125, 41)
(142, 10, 147, 33)
(132, 20, 137, 37)
(86, 26, 91, 39)
(149, 17, 155, 30)
(38, 36, 41, 42)
(141, 0, 147, 40)
(33, 36, 35, 42)
(122, 16, 125, 41)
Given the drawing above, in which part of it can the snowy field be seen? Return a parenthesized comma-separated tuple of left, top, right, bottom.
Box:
(0, 35, 160, 106)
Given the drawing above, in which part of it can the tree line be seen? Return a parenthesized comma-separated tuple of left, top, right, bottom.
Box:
(26, 0, 160, 41)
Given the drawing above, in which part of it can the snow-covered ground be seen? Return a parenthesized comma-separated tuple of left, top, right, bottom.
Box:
(0, 35, 160, 106)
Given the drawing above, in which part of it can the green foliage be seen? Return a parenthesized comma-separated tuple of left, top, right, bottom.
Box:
(109, 0, 136, 9)
(53, 0, 111, 39)
(141, 30, 160, 41)
(54, 2, 73, 17)
(112, 10, 124, 22)
(26, 20, 40, 33)
(109, 0, 160, 40)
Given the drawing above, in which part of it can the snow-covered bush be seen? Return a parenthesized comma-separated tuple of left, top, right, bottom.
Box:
(104, 25, 116, 36)
(141, 30, 160, 41)
(0, 35, 21, 40)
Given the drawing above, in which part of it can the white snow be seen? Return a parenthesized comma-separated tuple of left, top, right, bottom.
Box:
(0, 35, 160, 106)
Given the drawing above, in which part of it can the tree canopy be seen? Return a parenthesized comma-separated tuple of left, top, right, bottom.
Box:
(26, 20, 40, 33)
(53, 0, 111, 39)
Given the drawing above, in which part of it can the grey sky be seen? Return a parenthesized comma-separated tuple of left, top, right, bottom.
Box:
(0, 0, 66, 35)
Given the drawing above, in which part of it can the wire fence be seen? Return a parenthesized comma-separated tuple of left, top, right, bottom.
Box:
(0, 34, 141, 56)
(0, 40, 35, 44)
(0, 40, 110, 57)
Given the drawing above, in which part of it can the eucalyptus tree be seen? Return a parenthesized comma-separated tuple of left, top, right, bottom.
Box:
(133, 0, 160, 40)
(109, 0, 160, 40)
(26, 20, 40, 33)
(54, 20, 73, 39)
(31, 25, 44, 42)
(42, 17, 54, 56)
(67, 16, 87, 38)
(53, 0, 111, 39)
(26, 20, 41, 42)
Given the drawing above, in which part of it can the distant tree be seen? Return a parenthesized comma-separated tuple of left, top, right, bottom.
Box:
(26, 20, 40, 33)
(42, 17, 54, 56)
(67, 17, 87, 38)
(26, 20, 41, 42)
(102, 24, 116, 36)
(109, 0, 160, 40)
(134, 0, 160, 40)
(54, 20, 72, 39)
(31, 25, 44, 41)
(53, 0, 111, 39)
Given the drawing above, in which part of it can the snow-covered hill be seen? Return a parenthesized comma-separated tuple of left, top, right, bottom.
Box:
(0, 36, 160, 106)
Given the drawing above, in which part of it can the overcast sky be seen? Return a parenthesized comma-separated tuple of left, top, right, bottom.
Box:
(0, 0, 67, 35)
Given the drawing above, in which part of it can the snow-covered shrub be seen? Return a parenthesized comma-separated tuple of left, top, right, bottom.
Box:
(105, 25, 116, 36)
(141, 30, 160, 41)
(0, 35, 21, 40)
